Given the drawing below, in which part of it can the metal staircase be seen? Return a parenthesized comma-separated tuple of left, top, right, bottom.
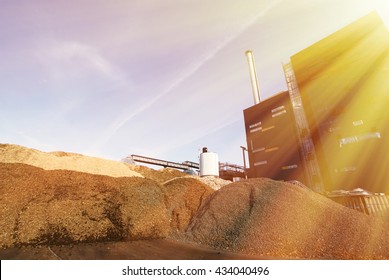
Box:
(283, 62, 324, 192)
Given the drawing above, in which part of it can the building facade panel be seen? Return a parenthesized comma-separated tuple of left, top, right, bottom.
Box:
(244, 91, 306, 183)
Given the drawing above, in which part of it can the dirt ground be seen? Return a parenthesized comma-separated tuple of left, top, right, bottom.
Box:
(0, 239, 269, 260)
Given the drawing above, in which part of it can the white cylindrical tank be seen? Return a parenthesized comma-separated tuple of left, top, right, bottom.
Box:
(199, 147, 219, 177)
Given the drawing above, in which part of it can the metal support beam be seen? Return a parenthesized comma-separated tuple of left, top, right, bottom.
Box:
(128, 154, 199, 170)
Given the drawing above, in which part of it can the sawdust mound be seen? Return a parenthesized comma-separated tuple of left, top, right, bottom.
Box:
(0, 163, 170, 248)
(129, 165, 186, 183)
(189, 176, 231, 190)
(186, 178, 389, 259)
(128, 164, 230, 190)
(0, 144, 142, 178)
(161, 178, 214, 234)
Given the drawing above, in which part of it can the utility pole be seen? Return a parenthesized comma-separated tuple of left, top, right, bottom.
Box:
(240, 146, 248, 179)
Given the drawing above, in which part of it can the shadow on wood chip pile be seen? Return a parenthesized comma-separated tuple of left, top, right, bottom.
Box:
(186, 178, 389, 259)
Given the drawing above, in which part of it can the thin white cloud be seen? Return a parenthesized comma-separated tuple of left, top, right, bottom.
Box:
(37, 40, 128, 84)
(89, 0, 284, 154)
(36, 40, 133, 120)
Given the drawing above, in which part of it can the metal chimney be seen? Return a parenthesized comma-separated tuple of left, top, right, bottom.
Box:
(245, 50, 261, 104)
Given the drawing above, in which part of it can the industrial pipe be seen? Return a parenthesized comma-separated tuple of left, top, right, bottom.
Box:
(245, 50, 261, 104)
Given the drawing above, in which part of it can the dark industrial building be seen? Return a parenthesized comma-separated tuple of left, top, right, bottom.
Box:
(291, 12, 389, 193)
(243, 91, 306, 183)
(244, 12, 389, 194)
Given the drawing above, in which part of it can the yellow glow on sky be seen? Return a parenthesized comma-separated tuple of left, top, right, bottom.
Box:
(369, 0, 389, 28)
(290, 9, 389, 193)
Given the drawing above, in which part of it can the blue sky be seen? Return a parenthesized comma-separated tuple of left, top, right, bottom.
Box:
(1, 0, 388, 165)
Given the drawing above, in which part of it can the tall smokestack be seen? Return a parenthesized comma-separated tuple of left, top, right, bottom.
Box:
(245, 50, 261, 104)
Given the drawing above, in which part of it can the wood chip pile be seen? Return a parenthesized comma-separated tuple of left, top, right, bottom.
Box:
(189, 176, 232, 190)
(128, 165, 186, 183)
(161, 177, 214, 234)
(2, 144, 389, 259)
(0, 163, 170, 248)
(0, 144, 142, 178)
(0, 144, 215, 249)
(186, 178, 389, 259)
